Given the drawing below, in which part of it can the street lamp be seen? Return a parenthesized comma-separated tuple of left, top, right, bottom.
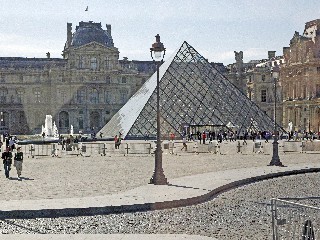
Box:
(150, 34, 168, 185)
(269, 65, 284, 166)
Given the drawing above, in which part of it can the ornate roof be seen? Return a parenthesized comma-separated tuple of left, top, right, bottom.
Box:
(71, 21, 114, 48)
(0, 58, 66, 69)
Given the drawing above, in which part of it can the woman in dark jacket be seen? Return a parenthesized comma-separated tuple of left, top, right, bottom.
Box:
(2, 147, 12, 178)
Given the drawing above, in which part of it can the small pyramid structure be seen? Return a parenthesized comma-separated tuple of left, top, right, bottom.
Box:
(99, 41, 278, 139)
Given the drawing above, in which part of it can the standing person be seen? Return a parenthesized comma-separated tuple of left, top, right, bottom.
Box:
(14, 147, 23, 179)
(9, 137, 15, 151)
(114, 135, 119, 149)
(2, 147, 12, 178)
(202, 131, 206, 144)
(243, 131, 248, 145)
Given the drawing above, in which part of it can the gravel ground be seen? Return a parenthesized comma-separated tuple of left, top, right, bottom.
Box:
(1, 172, 320, 239)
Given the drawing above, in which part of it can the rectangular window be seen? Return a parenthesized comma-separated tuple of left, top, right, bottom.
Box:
(91, 57, 97, 70)
(34, 91, 41, 103)
(79, 56, 84, 69)
(77, 90, 85, 103)
(17, 91, 24, 104)
(79, 117, 83, 129)
(261, 75, 265, 81)
(120, 89, 128, 103)
(105, 91, 111, 103)
(90, 89, 99, 104)
(105, 76, 111, 84)
(317, 67, 320, 73)
(302, 85, 306, 99)
(261, 89, 267, 102)
(0, 89, 7, 103)
(106, 57, 111, 69)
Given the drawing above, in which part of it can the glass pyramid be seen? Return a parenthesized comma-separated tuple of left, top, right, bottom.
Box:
(99, 41, 279, 139)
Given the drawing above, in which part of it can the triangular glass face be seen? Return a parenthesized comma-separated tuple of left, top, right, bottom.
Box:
(99, 41, 277, 139)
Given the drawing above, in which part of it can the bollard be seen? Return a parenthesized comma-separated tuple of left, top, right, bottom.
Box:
(30, 144, 35, 158)
(237, 141, 242, 153)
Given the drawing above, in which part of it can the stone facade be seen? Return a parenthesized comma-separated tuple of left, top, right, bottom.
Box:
(226, 51, 285, 129)
(0, 21, 155, 135)
(281, 19, 320, 133)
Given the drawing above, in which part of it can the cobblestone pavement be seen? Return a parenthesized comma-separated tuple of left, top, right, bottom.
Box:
(1, 173, 319, 239)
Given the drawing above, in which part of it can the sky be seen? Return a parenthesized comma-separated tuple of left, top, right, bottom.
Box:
(0, 0, 320, 65)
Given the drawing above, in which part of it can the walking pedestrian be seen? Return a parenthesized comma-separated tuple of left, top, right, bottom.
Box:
(181, 136, 187, 151)
(2, 147, 12, 179)
(14, 147, 23, 179)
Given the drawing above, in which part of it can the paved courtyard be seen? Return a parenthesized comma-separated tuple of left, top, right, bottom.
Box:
(1, 140, 319, 200)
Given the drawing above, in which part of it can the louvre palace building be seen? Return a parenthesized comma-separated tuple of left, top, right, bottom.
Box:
(227, 19, 320, 134)
(1, 19, 320, 136)
(0, 21, 155, 135)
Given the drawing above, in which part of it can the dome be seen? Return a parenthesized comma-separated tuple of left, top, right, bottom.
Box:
(71, 21, 114, 47)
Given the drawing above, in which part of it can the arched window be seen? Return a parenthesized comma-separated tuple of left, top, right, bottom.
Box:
(90, 111, 100, 129)
(59, 111, 69, 128)
(34, 111, 42, 127)
(122, 76, 127, 84)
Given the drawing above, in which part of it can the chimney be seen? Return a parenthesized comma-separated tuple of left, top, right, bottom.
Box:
(268, 51, 276, 59)
(106, 24, 111, 35)
(67, 23, 72, 47)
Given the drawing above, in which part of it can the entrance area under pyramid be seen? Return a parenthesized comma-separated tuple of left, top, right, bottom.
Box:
(99, 41, 278, 139)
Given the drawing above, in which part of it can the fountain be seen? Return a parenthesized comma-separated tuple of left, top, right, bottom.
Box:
(42, 115, 53, 137)
(52, 122, 59, 138)
(40, 115, 59, 140)
(18, 115, 59, 145)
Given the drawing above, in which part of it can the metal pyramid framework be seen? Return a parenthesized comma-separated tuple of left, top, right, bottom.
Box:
(99, 41, 278, 139)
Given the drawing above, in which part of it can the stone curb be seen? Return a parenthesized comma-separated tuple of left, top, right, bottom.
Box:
(1, 167, 319, 219)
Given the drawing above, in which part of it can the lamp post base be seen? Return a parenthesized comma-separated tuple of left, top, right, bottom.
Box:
(150, 170, 168, 185)
(150, 148, 168, 185)
(268, 140, 284, 167)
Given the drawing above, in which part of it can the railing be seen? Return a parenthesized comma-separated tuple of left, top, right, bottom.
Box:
(13, 140, 320, 157)
(17, 142, 154, 157)
(271, 198, 320, 239)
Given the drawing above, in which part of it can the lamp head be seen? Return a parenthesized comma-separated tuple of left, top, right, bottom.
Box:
(150, 34, 166, 60)
(271, 65, 280, 79)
